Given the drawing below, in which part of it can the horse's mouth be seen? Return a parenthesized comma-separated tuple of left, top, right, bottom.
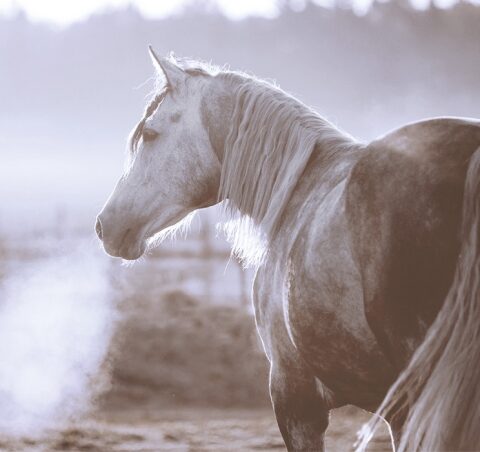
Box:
(103, 239, 146, 260)
(101, 226, 148, 260)
(118, 239, 147, 260)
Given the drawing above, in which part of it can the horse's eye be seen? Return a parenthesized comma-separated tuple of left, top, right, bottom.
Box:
(142, 128, 159, 143)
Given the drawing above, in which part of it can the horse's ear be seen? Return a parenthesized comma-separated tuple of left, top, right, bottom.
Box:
(148, 46, 184, 88)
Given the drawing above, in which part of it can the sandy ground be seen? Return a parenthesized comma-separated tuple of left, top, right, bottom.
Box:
(0, 406, 392, 452)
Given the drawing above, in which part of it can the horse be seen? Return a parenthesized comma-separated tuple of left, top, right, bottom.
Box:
(96, 47, 480, 451)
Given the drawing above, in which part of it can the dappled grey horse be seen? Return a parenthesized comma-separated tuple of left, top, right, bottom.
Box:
(96, 48, 480, 451)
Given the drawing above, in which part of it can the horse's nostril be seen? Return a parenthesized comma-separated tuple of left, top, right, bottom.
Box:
(95, 217, 103, 240)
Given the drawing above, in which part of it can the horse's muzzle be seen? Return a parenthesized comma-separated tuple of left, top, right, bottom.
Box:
(95, 213, 146, 260)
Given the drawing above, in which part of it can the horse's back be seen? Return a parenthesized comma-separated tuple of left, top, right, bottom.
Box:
(346, 117, 480, 368)
(371, 117, 480, 173)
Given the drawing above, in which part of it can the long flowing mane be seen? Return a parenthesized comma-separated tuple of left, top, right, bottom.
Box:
(218, 73, 358, 266)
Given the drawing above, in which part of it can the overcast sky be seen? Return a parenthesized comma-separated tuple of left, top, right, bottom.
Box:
(1, 0, 480, 24)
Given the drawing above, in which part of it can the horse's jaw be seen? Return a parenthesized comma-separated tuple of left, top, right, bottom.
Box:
(98, 204, 194, 261)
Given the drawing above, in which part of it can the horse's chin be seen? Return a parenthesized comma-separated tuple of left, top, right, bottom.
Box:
(103, 237, 146, 261)
(119, 243, 146, 261)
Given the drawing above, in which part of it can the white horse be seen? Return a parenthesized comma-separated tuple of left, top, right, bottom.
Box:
(97, 48, 480, 451)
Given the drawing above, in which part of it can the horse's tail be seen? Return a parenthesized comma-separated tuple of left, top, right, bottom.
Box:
(357, 146, 480, 452)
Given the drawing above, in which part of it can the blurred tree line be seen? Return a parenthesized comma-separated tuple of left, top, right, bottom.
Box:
(1, 0, 479, 146)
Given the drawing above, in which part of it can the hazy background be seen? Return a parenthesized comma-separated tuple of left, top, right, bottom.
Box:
(1, 0, 480, 232)
(0, 1, 479, 450)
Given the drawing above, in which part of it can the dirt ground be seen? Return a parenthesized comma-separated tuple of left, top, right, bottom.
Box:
(0, 406, 392, 452)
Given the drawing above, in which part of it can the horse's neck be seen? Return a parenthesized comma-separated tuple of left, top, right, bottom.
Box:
(203, 75, 358, 222)
(202, 74, 360, 266)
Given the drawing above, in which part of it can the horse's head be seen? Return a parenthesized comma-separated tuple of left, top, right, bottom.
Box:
(96, 49, 224, 260)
